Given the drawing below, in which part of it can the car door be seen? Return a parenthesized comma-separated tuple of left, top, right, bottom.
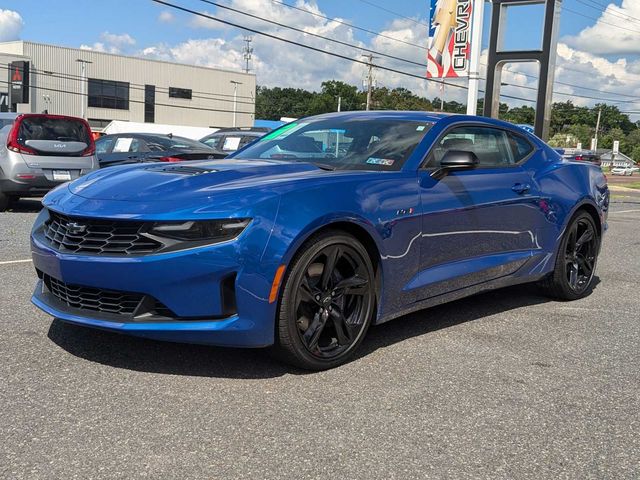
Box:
(413, 124, 545, 299)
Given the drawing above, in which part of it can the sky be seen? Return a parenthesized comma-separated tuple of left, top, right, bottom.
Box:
(1, 0, 640, 115)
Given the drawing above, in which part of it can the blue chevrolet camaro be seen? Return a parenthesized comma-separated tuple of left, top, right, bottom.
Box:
(30, 112, 609, 369)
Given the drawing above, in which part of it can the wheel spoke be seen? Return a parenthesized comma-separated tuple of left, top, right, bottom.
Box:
(568, 263, 579, 289)
(321, 246, 341, 290)
(334, 274, 369, 296)
(575, 227, 594, 250)
(302, 312, 327, 352)
(567, 224, 578, 253)
(299, 276, 321, 306)
(330, 306, 352, 345)
(577, 255, 594, 276)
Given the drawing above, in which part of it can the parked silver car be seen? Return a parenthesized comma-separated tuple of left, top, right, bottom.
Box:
(0, 113, 98, 211)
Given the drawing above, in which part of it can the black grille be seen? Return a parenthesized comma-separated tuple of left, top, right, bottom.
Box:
(42, 273, 174, 317)
(43, 210, 162, 255)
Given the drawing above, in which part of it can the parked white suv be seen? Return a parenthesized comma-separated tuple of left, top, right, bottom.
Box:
(0, 113, 98, 211)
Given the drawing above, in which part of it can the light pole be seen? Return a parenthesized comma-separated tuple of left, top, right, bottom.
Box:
(76, 59, 93, 119)
(230, 80, 243, 127)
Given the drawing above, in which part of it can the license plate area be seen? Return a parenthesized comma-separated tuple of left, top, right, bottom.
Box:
(53, 170, 71, 181)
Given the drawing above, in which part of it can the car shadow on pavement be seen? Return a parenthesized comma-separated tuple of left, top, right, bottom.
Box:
(47, 279, 600, 379)
(5, 198, 43, 213)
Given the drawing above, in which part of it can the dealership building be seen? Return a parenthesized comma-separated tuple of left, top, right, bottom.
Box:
(0, 41, 256, 129)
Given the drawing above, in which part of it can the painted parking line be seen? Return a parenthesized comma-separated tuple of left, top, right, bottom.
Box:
(0, 259, 32, 266)
(611, 209, 640, 214)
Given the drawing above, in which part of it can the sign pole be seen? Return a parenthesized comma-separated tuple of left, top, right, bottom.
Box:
(466, 0, 485, 115)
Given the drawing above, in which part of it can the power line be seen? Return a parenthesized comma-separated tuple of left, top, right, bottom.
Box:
(198, 0, 429, 70)
(5, 62, 257, 106)
(575, 0, 640, 25)
(28, 64, 255, 102)
(157, 0, 546, 105)
(270, 0, 427, 51)
(563, 6, 640, 34)
(355, 0, 431, 29)
(0, 75, 254, 117)
(152, 0, 469, 91)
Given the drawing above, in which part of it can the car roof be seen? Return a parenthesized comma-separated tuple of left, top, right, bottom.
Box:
(0, 112, 19, 120)
(307, 110, 450, 123)
(99, 133, 194, 141)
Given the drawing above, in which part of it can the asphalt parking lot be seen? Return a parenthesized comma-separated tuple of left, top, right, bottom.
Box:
(1, 199, 639, 479)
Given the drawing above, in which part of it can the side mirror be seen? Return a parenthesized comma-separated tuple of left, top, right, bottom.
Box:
(430, 150, 479, 180)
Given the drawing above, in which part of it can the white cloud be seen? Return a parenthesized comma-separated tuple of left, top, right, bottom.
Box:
(101, 32, 136, 49)
(79, 32, 136, 54)
(0, 9, 24, 42)
(563, 0, 640, 55)
(158, 11, 174, 23)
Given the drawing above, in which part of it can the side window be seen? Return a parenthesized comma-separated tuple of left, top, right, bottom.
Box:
(95, 136, 114, 154)
(507, 131, 534, 162)
(427, 126, 516, 168)
(129, 138, 150, 153)
(203, 135, 223, 149)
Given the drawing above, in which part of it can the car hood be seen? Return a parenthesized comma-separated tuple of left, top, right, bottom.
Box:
(68, 159, 332, 202)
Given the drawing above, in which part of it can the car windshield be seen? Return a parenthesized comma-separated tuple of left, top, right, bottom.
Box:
(232, 117, 433, 171)
(18, 116, 90, 144)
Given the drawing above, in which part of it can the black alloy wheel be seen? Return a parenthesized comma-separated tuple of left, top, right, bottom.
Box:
(564, 216, 598, 293)
(539, 211, 600, 300)
(275, 231, 375, 370)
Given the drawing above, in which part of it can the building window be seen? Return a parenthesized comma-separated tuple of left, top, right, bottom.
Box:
(145, 85, 155, 123)
(87, 118, 112, 129)
(88, 79, 129, 110)
(169, 87, 192, 100)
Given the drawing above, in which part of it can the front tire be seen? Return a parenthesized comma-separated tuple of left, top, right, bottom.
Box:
(274, 231, 376, 370)
(539, 211, 600, 300)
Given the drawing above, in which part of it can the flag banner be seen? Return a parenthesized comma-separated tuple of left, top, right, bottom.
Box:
(427, 0, 472, 78)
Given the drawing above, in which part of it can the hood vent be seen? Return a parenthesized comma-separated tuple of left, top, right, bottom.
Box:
(148, 165, 217, 176)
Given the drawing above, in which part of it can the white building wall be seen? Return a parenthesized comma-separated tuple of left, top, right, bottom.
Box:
(0, 41, 255, 128)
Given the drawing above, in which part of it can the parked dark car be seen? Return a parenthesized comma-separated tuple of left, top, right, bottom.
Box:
(95, 133, 222, 168)
(200, 127, 269, 157)
(562, 149, 601, 165)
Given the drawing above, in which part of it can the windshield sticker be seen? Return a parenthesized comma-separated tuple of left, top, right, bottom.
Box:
(261, 122, 308, 141)
(416, 125, 427, 131)
(366, 157, 395, 166)
(223, 136, 242, 151)
(113, 137, 133, 152)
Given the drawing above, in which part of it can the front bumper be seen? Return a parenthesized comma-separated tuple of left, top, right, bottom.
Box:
(31, 281, 263, 346)
(30, 227, 278, 348)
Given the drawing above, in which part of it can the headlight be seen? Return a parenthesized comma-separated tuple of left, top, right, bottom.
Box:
(149, 219, 251, 242)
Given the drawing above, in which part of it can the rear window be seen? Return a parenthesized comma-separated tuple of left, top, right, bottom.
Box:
(18, 116, 90, 144)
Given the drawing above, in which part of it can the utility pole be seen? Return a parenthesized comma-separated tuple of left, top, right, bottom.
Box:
(362, 54, 377, 111)
(593, 107, 602, 151)
(440, 81, 445, 111)
(337, 95, 342, 112)
(230, 80, 242, 127)
(466, 0, 485, 115)
(75, 59, 93, 119)
(242, 36, 253, 74)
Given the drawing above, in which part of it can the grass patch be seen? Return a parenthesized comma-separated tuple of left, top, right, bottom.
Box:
(625, 182, 640, 189)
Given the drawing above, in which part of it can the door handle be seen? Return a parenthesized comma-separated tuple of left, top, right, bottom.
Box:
(512, 183, 531, 194)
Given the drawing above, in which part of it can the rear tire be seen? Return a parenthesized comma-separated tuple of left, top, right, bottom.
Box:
(274, 231, 376, 370)
(539, 211, 600, 300)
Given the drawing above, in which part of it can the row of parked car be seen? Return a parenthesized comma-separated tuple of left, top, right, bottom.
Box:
(0, 112, 270, 211)
(560, 148, 639, 176)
